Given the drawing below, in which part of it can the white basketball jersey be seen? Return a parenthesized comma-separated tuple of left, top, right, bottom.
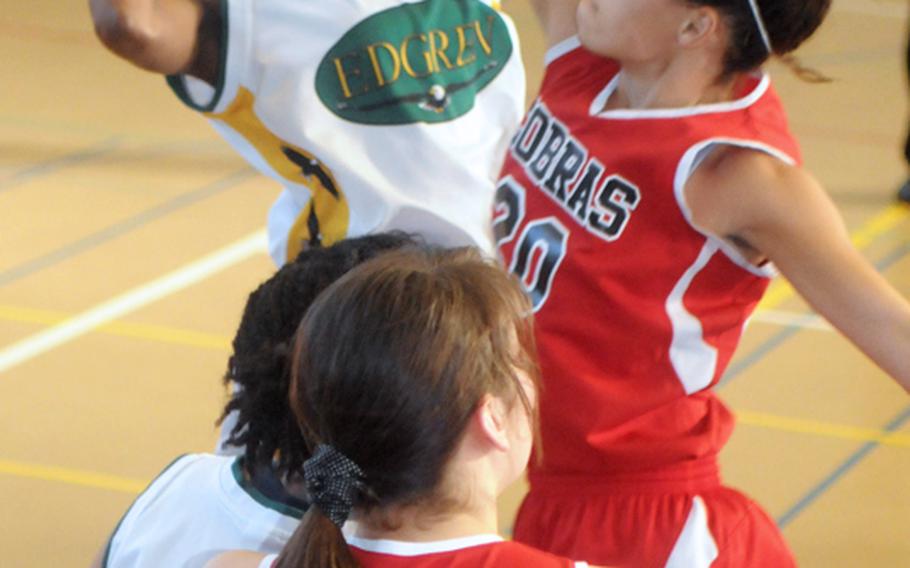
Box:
(168, 0, 526, 264)
(103, 454, 302, 568)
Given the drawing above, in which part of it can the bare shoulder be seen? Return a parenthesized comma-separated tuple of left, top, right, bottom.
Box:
(686, 145, 827, 238)
(694, 144, 807, 195)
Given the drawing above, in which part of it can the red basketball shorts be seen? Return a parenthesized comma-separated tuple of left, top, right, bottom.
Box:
(513, 480, 796, 568)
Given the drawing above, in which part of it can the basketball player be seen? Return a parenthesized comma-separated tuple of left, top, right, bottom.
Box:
(204, 247, 600, 567)
(493, 0, 910, 566)
(89, 0, 528, 454)
(89, 0, 526, 265)
(94, 233, 417, 568)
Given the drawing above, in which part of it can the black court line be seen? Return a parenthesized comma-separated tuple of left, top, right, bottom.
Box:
(774, 239, 910, 528)
(719, 239, 910, 528)
(777, 404, 910, 529)
(0, 168, 257, 288)
(0, 137, 121, 194)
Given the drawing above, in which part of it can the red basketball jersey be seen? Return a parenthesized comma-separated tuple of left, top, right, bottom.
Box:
(495, 39, 801, 482)
(347, 535, 584, 567)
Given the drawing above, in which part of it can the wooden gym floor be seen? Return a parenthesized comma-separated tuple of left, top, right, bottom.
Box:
(0, 1, 907, 566)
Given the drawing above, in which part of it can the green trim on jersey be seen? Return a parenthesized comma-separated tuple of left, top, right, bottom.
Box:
(165, 0, 230, 112)
(101, 454, 190, 568)
(231, 458, 306, 520)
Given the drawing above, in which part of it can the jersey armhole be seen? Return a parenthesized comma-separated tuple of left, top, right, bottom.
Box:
(674, 138, 798, 278)
(166, 0, 248, 113)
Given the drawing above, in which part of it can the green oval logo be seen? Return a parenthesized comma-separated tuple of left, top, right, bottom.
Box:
(316, 0, 513, 125)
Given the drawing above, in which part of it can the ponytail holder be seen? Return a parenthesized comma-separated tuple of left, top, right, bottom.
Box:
(304, 444, 365, 527)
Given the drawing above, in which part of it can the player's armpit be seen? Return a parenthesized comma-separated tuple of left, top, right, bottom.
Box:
(89, 0, 220, 83)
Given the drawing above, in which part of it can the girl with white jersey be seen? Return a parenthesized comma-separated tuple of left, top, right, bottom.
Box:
(89, 0, 528, 455)
(94, 233, 418, 568)
(493, 0, 910, 566)
(89, 0, 526, 264)
(205, 247, 599, 568)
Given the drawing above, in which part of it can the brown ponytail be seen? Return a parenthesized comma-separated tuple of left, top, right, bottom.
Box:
(777, 54, 832, 84)
(278, 245, 537, 566)
(274, 510, 359, 568)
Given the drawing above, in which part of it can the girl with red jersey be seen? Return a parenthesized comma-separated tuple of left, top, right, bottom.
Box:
(206, 247, 597, 568)
(494, 0, 910, 566)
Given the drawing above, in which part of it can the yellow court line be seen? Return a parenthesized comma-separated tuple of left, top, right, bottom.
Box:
(759, 203, 910, 310)
(0, 408, 905, 497)
(736, 410, 910, 449)
(0, 304, 231, 352)
(4, 410, 907, 496)
(0, 460, 146, 495)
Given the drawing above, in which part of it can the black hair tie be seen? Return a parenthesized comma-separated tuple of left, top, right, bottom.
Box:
(304, 444, 365, 527)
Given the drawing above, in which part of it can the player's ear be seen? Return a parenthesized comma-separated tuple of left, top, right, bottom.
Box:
(677, 6, 720, 48)
(474, 394, 511, 452)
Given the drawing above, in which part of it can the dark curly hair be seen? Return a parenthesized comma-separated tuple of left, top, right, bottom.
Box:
(219, 231, 420, 478)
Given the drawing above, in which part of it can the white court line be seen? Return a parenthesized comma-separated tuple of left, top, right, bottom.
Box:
(751, 309, 833, 332)
(836, 0, 906, 19)
(0, 230, 267, 375)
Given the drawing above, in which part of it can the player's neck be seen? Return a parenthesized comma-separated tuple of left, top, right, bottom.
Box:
(608, 52, 732, 111)
(352, 455, 501, 543)
(351, 503, 499, 543)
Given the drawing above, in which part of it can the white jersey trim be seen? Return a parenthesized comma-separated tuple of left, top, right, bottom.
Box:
(590, 72, 771, 120)
(674, 137, 798, 278)
(544, 36, 582, 67)
(664, 496, 719, 568)
(665, 241, 721, 395)
(345, 534, 504, 556)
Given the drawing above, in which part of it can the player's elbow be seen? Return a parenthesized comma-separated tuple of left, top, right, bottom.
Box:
(90, 2, 160, 65)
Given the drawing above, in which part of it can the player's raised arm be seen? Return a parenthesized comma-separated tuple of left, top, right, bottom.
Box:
(88, 0, 221, 84)
(688, 148, 910, 392)
(531, 0, 579, 48)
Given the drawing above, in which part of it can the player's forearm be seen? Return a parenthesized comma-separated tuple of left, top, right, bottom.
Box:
(789, 259, 910, 394)
(90, 0, 163, 60)
(836, 294, 910, 393)
(732, 160, 910, 393)
(869, 328, 910, 393)
(89, 0, 204, 75)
